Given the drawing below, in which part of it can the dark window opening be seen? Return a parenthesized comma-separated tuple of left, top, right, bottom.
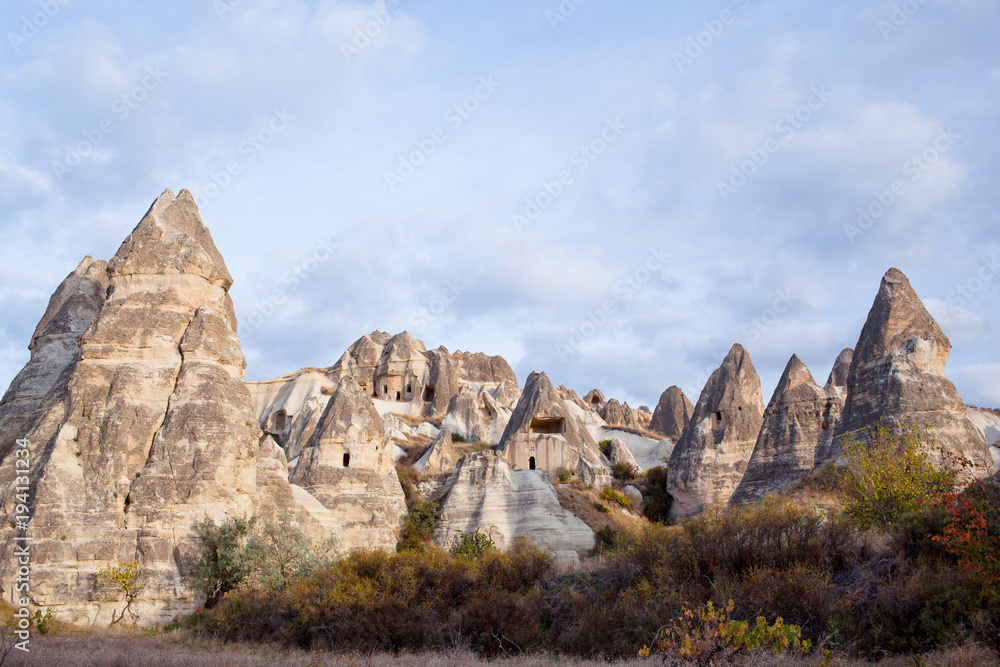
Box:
(529, 457, 536, 470)
(529, 417, 566, 434)
(343, 453, 350, 468)
(274, 410, 287, 431)
(423, 385, 436, 401)
(406, 383, 412, 394)
(395, 391, 401, 401)
(591, 396, 600, 404)
(821, 419, 830, 430)
(714, 411, 723, 422)
(383, 385, 388, 396)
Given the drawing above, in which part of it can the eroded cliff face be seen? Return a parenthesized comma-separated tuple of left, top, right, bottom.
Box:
(0, 190, 337, 626)
(648, 386, 694, 440)
(667, 344, 765, 520)
(831, 269, 989, 470)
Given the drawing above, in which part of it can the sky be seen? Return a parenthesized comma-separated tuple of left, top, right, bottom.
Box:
(0, 0, 998, 411)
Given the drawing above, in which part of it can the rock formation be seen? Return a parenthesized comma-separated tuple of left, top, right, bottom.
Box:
(0, 190, 345, 626)
(605, 438, 639, 474)
(414, 428, 461, 474)
(583, 389, 606, 409)
(648, 385, 694, 439)
(599, 399, 641, 430)
(433, 451, 594, 565)
(498, 371, 610, 486)
(290, 377, 406, 552)
(830, 269, 989, 469)
(730, 354, 841, 504)
(0, 257, 109, 461)
(826, 348, 853, 388)
(667, 344, 765, 520)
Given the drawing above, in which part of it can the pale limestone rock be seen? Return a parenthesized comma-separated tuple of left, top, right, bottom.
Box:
(830, 269, 990, 470)
(433, 451, 594, 565)
(582, 389, 606, 410)
(667, 344, 765, 520)
(498, 372, 610, 486)
(442, 385, 512, 444)
(623, 485, 643, 507)
(606, 438, 639, 474)
(649, 386, 694, 440)
(0, 257, 109, 461)
(414, 428, 460, 474)
(599, 399, 641, 430)
(290, 377, 406, 552)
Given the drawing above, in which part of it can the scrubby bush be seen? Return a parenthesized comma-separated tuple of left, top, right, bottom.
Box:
(555, 466, 574, 482)
(642, 465, 672, 523)
(451, 531, 495, 559)
(838, 420, 954, 530)
(598, 439, 613, 458)
(600, 486, 632, 509)
(397, 500, 440, 552)
(611, 462, 638, 479)
(937, 479, 1000, 587)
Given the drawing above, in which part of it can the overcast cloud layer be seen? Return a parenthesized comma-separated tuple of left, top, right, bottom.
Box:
(1, 0, 998, 410)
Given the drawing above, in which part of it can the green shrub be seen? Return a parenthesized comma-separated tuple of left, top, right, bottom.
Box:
(556, 466, 574, 482)
(593, 501, 610, 513)
(642, 466, 672, 523)
(451, 433, 467, 443)
(838, 420, 954, 530)
(452, 531, 495, 559)
(611, 462, 638, 479)
(600, 486, 632, 508)
(193, 517, 259, 608)
(397, 500, 440, 552)
(598, 439, 613, 458)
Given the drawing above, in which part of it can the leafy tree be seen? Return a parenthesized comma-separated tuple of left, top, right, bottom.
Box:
(397, 500, 440, 552)
(95, 560, 140, 625)
(837, 420, 953, 530)
(193, 517, 259, 608)
(936, 479, 1000, 587)
(643, 466, 673, 523)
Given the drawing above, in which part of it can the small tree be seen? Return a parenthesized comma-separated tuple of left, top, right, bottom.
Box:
(838, 420, 954, 530)
(936, 479, 1000, 588)
(397, 500, 440, 552)
(95, 560, 139, 626)
(193, 516, 260, 608)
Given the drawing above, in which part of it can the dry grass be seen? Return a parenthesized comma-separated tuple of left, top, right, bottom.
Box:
(392, 414, 442, 429)
(777, 461, 844, 510)
(601, 425, 665, 441)
(555, 484, 648, 535)
(8, 633, 996, 666)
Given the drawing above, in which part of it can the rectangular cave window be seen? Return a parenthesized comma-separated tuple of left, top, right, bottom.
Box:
(714, 411, 723, 423)
(383, 385, 388, 396)
(274, 410, 287, 431)
(423, 385, 435, 401)
(406, 383, 412, 394)
(395, 391, 401, 401)
(343, 453, 350, 468)
(529, 417, 566, 434)
(529, 456, 536, 470)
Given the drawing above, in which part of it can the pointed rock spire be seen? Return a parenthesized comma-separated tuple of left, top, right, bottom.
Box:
(667, 344, 765, 519)
(832, 268, 988, 468)
(649, 385, 694, 439)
